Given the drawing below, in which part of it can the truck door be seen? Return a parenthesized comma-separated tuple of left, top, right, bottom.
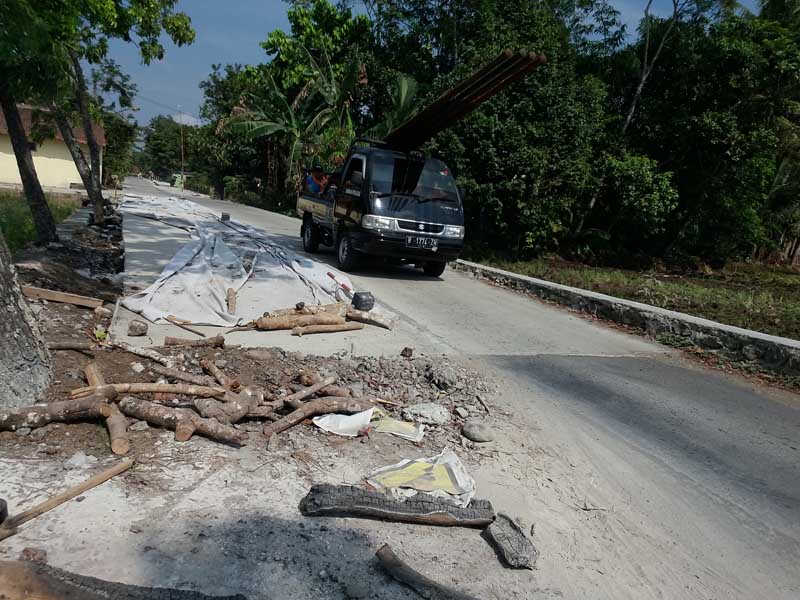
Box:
(334, 154, 366, 225)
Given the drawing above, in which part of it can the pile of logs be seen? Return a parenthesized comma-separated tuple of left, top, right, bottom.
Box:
(2, 329, 400, 451)
(234, 301, 394, 336)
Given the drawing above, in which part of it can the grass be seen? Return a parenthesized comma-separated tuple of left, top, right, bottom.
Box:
(481, 256, 800, 340)
(0, 191, 80, 253)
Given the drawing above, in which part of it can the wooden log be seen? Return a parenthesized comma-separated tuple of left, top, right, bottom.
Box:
(316, 385, 351, 398)
(226, 288, 237, 315)
(300, 484, 495, 528)
(107, 340, 173, 367)
(194, 387, 262, 424)
(485, 513, 537, 569)
(105, 405, 130, 456)
(149, 364, 216, 387)
(21, 286, 103, 309)
(266, 302, 345, 318)
(269, 376, 336, 412)
(163, 335, 225, 348)
(0, 398, 112, 432)
(166, 315, 206, 338)
(375, 544, 482, 600)
(0, 460, 133, 541)
(83, 362, 104, 387)
(262, 397, 372, 438)
(291, 322, 364, 336)
(84, 363, 130, 456)
(254, 313, 345, 331)
(0, 561, 248, 599)
(70, 383, 226, 399)
(200, 359, 239, 391)
(47, 341, 96, 352)
(245, 406, 278, 419)
(346, 307, 394, 330)
(118, 397, 247, 445)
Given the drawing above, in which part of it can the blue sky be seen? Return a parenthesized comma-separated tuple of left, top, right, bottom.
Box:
(112, 0, 757, 126)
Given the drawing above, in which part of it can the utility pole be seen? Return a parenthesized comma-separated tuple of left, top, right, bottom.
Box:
(178, 105, 185, 197)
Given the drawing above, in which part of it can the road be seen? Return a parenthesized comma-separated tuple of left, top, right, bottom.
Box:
(121, 178, 800, 599)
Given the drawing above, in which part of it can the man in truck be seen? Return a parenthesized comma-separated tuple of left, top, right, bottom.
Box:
(305, 164, 328, 196)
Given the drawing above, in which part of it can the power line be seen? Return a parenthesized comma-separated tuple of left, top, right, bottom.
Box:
(136, 94, 202, 120)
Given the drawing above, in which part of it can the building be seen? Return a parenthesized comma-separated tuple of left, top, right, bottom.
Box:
(0, 105, 105, 189)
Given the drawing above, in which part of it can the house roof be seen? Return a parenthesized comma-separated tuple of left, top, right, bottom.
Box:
(0, 104, 106, 147)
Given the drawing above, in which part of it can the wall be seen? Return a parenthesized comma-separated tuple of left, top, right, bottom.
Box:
(0, 134, 96, 189)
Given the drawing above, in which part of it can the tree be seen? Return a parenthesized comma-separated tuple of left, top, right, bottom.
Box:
(0, 230, 51, 408)
(0, 0, 70, 245)
(140, 116, 184, 181)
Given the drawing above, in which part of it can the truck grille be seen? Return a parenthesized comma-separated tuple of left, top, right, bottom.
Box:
(397, 220, 444, 234)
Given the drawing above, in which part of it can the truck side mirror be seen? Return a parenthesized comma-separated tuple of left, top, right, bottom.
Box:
(351, 171, 363, 187)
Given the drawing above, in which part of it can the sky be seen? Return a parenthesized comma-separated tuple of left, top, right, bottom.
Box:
(112, 0, 757, 127)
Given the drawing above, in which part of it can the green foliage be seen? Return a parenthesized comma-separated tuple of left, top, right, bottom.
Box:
(0, 192, 78, 253)
(140, 115, 183, 180)
(102, 112, 138, 185)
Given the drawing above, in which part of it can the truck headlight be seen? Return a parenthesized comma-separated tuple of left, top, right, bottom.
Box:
(443, 225, 464, 239)
(362, 215, 394, 231)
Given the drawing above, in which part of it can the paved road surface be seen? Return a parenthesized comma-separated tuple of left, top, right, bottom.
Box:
(120, 178, 800, 599)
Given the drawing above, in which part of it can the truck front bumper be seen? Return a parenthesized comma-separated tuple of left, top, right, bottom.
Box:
(350, 230, 463, 262)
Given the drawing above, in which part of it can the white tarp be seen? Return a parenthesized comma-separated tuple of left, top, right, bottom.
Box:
(119, 194, 354, 326)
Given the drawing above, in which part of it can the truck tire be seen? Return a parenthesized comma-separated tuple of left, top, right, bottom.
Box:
(337, 232, 359, 271)
(423, 261, 447, 277)
(302, 219, 320, 253)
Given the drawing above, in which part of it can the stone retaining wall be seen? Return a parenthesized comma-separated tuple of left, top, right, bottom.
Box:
(453, 259, 800, 375)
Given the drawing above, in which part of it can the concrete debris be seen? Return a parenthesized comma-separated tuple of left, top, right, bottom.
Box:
(18, 547, 48, 564)
(127, 319, 148, 336)
(63, 451, 98, 470)
(131, 362, 145, 374)
(462, 420, 495, 442)
(128, 420, 150, 432)
(402, 402, 451, 426)
(454, 406, 469, 419)
(15, 428, 31, 437)
(94, 306, 113, 319)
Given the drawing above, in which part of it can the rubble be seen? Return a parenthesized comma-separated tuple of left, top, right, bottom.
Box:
(403, 403, 451, 425)
(127, 319, 149, 336)
(462, 420, 495, 442)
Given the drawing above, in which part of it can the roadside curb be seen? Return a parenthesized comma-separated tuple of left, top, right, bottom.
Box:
(453, 259, 800, 375)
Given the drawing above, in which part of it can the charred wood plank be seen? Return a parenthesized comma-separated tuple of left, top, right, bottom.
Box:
(299, 484, 494, 527)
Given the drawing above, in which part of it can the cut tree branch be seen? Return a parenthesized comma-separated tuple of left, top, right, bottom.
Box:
(262, 397, 372, 438)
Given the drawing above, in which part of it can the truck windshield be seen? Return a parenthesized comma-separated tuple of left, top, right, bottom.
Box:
(371, 154, 459, 203)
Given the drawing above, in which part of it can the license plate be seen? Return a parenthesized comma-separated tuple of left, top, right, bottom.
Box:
(405, 236, 438, 251)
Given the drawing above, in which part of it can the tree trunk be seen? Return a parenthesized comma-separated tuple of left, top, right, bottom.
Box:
(69, 50, 105, 225)
(0, 231, 51, 409)
(0, 92, 58, 245)
(52, 108, 105, 218)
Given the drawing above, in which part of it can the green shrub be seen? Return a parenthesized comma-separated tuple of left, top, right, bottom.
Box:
(0, 192, 78, 253)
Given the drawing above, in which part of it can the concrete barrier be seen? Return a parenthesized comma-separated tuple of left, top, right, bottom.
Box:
(453, 259, 800, 375)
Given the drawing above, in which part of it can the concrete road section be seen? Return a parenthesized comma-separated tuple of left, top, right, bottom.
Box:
(114, 177, 800, 599)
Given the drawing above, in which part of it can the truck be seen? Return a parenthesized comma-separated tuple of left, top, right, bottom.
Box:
(295, 50, 546, 276)
(297, 140, 464, 277)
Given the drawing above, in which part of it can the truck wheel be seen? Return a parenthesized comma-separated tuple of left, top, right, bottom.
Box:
(337, 233, 359, 271)
(423, 261, 447, 277)
(302, 219, 320, 252)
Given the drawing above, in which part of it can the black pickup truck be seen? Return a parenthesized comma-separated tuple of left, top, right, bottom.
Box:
(296, 140, 464, 277)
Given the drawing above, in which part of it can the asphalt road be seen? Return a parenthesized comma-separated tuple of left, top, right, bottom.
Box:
(121, 178, 800, 599)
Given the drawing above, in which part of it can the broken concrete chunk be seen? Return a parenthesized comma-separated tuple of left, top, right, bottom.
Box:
(15, 427, 31, 437)
(462, 420, 495, 442)
(485, 513, 538, 569)
(454, 406, 469, 419)
(402, 402, 450, 425)
(127, 319, 148, 336)
(63, 451, 97, 469)
(94, 306, 113, 319)
(131, 362, 145, 374)
(18, 547, 48, 564)
(128, 420, 149, 432)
